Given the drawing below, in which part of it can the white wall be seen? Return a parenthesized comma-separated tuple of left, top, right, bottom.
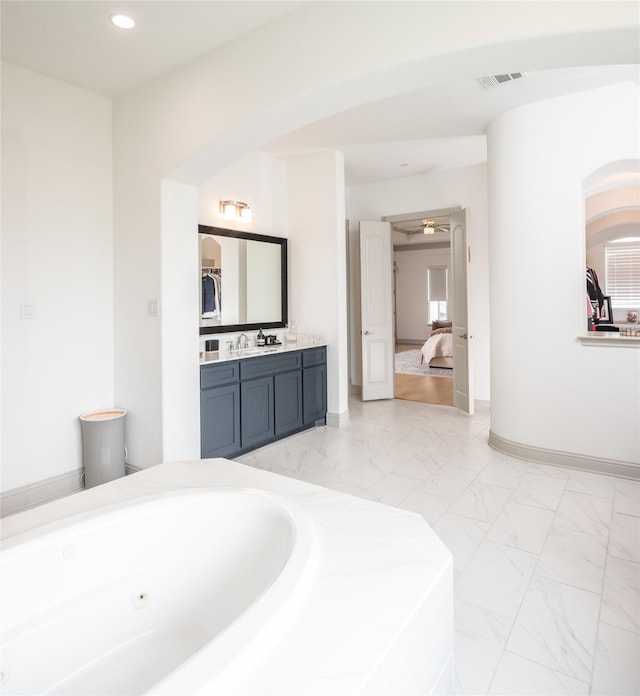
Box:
(197, 153, 288, 237)
(287, 152, 349, 422)
(1, 63, 113, 492)
(395, 247, 451, 342)
(488, 81, 640, 466)
(160, 180, 199, 463)
(347, 164, 490, 401)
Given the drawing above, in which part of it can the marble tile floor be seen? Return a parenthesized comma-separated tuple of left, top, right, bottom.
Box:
(237, 396, 640, 696)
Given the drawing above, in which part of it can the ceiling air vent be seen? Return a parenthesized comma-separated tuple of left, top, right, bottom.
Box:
(479, 72, 527, 88)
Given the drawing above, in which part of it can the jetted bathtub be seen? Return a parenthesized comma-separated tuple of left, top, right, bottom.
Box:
(0, 487, 317, 695)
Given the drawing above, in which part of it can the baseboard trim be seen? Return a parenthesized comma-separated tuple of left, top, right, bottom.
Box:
(1, 469, 84, 518)
(489, 431, 639, 480)
(327, 409, 350, 428)
(1, 465, 144, 518)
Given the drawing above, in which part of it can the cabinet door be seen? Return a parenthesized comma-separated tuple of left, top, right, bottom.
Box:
(303, 363, 327, 425)
(275, 370, 303, 436)
(200, 384, 241, 458)
(241, 376, 274, 449)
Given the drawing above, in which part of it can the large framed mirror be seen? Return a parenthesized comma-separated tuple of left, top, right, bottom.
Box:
(199, 224, 288, 335)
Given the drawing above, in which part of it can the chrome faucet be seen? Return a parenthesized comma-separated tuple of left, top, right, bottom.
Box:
(237, 333, 248, 350)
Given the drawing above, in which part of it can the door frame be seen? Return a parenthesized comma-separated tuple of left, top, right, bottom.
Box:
(381, 206, 469, 412)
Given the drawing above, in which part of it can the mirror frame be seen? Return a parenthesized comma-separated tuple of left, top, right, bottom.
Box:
(198, 224, 288, 335)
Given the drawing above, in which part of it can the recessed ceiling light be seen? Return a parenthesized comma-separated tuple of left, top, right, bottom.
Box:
(110, 14, 136, 29)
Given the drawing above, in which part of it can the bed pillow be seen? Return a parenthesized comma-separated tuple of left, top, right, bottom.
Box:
(431, 320, 452, 330)
(430, 327, 452, 337)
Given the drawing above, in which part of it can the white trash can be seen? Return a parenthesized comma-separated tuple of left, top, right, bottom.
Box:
(80, 409, 127, 488)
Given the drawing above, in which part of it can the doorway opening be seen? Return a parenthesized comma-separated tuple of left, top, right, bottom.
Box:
(384, 208, 458, 406)
(394, 343, 453, 406)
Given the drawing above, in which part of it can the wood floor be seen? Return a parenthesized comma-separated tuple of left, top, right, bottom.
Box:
(394, 343, 454, 407)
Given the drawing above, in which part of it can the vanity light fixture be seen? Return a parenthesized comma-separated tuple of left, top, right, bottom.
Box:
(219, 200, 252, 223)
(110, 14, 136, 29)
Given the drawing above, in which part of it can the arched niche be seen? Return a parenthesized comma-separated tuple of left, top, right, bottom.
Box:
(584, 160, 640, 325)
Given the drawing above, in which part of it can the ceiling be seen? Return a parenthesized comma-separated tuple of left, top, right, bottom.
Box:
(2, 1, 638, 188)
(264, 64, 639, 185)
(0, 1, 307, 97)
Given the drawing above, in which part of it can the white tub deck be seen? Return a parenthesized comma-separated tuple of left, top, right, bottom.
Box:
(1, 460, 453, 696)
(1, 488, 315, 695)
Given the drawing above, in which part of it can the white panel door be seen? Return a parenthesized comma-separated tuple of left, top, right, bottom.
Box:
(360, 221, 394, 401)
(451, 209, 474, 415)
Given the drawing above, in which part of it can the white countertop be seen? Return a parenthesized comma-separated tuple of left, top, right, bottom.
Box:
(2, 460, 453, 695)
(578, 332, 640, 347)
(201, 339, 327, 365)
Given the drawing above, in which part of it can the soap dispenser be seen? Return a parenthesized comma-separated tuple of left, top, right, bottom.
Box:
(256, 328, 266, 346)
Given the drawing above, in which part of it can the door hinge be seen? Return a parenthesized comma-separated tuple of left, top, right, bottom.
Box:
(468, 246, 471, 263)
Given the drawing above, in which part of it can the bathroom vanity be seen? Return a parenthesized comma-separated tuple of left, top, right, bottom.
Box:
(200, 343, 327, 458)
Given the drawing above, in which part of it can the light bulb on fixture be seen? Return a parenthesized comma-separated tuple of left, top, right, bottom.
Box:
(219, 200, 251, 222)
(423, 219, 436, 235)
(221, 202, 236, 218)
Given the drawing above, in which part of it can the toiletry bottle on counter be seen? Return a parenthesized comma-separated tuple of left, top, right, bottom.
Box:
(257, 329, 266, 346)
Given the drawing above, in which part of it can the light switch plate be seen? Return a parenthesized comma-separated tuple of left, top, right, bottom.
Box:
(20, 303, 36, 320)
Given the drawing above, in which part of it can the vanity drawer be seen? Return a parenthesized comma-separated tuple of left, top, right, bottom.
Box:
(302, 346, 326, 367)
(240, 351, 301, 380)
(201, 361, 240, 389)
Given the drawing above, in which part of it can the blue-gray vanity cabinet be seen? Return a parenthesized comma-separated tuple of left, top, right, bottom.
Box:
(240, 351, 302, 445)
(303, 347, 327, 426)
(200, 362, 240, 458)
(200, 347, 326, 459)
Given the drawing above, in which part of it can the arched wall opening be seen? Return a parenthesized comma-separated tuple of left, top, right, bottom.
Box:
(584, 161, 640, 326)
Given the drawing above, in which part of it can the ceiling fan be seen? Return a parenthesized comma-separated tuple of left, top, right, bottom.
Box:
(421, 219, 450, 235)
(422, 218, 450, 234)
(390, 216, 451, 236)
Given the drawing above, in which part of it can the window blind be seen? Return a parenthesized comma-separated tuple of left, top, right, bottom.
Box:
(606, 243, 640, 308)
(428, 267, 447, 301)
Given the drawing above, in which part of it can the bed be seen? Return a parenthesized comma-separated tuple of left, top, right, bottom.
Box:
(421, 322, 453, 369)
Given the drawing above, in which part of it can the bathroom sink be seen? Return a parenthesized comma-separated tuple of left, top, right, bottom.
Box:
(232, 346, 282, 357)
